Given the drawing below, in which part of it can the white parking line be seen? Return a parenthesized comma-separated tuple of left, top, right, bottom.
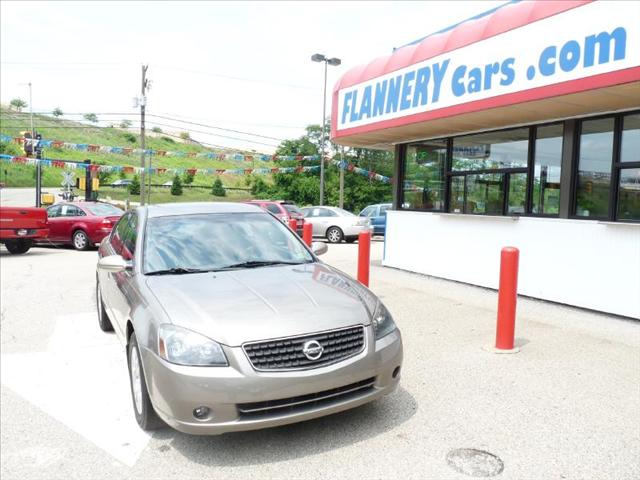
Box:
(0, 313, 150, 467)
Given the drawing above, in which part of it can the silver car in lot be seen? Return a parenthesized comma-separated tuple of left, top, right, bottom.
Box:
(96, 202, 402, 434)
(300, 206, 373, 243)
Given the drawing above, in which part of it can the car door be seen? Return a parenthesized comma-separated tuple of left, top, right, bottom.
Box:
(110, 212, 139, 338)
(45, 204, 64, 241)
(376, 204, 390, 234)
(100, 212, 132, 339)
(58, 204, 86, 242)
(315, 208, 338, 236)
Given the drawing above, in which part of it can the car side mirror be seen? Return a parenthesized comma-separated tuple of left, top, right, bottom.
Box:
(98, 255, 132, 273)
(311, 241, 328, 256)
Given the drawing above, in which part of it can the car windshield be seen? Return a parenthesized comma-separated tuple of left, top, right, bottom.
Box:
(283, 204, 302, 215)
(86, 203, 123, 216)
(144, 212, 314, 274)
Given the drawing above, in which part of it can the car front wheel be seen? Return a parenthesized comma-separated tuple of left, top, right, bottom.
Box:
(326, 226, 344, 243)
(72, 230, 90, 251)
(128, 333, 164, 431)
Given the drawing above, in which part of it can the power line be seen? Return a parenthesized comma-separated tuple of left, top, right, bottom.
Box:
(144, 120, 280, 147)
(147, 113, 285, 141)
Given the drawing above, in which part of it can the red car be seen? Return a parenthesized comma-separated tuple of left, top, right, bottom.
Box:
(45, 202, 123, 250)
(0, 206, 49, 254)
(244, 200, 305, 235)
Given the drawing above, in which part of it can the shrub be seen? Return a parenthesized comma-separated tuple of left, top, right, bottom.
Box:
(151, 127, 162, 133)
(123, 133, 137, 143)
(52, 107, 63, 117)
(182, 170, 195, 185)
(83, 113, 98, 123)
(170, 174, 183, 196)
(161, 136, 175, 144)
(211, 178, 226, 197)
(179, 131, 190, 140)
(128, 175, 140, 195)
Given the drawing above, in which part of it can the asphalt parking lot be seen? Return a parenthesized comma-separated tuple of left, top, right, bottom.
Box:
(1, 239, 639, 479)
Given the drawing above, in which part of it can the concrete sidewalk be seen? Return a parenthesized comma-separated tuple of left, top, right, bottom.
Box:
(324, 240, 640, 479)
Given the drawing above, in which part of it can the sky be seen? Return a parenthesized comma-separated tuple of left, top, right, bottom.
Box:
(0, 0, 505, 153)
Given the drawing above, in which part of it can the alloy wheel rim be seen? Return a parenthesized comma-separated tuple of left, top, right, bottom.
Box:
(328, 229, 340, 242)
(74, 233, 87, 249)
(130, 346, 143, 415)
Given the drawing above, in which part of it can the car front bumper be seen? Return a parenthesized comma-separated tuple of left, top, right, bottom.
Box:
(140, 327, 402, 435)
(341, 224, 374, 238)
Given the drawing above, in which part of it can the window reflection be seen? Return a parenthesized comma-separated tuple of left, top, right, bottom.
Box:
(532, 125, 563, 215)
(621, 114, 640, 163)
(402, 140, 447, 210)
(453, 128, 528, 171)
(466, 173, 504, 215)
(575, 118, 614, 218)
(618, 169, 640, 221)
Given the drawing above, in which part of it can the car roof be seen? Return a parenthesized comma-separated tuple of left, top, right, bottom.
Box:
(143, 202, 264, 218)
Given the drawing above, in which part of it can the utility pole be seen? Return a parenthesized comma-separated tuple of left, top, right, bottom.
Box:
(339, 146, 345, 209)
(27, 83, 41, 207)
(139, 65, 149, 206)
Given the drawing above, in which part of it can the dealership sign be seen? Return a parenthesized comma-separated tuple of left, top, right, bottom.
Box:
(335, 1, 640, 133)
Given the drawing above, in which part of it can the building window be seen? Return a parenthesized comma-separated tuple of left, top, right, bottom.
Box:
(508, 173, 528, 214)
(449, 175, 464, 213)
(401, 139, 447, 210)
(532, 124, 563, 215)
(616, 114, 640, 221)
(575, 118, 614, 218)
(466, 173, 504, 214)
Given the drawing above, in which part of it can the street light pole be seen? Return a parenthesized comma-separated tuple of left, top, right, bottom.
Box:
(312, 54, 341, 206)
(139, 65, 148, 206)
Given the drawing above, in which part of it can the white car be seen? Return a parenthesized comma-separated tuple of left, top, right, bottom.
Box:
(110, 179, 133, 187)
(301, 206, 372, 243)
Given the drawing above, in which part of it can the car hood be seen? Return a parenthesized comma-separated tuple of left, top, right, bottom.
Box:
(145, 263, 375, 346)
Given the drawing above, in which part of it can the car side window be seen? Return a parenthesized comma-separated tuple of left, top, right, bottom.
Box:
(380, 205, 390, 215)
(47, 205, 61, 218)
(110, 213, 130, 255)
(67, 206, 85, 217)
(265, 204, 281, 214)
(317, 208, 337, 217)
(123, 213, 138, 257)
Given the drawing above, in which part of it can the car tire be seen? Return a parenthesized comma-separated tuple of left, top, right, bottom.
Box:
(72, 230, 90, 251)
(346, 237, 357, 243)
(96, 280, 114, 332)
(4, 239, 32, 254)
(128, 332, 164, 431)
(326, 226, 344, 244)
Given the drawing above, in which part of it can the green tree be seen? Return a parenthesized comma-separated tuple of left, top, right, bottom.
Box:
(83, 113, 98, 123)
(52, 107, 63, 117)
(118, 169, 126, 179)
(170, 174, 183, 196)
(95, 161, 112, 186)
(119, 119, 132, 128)
(9, 98, 27, 112)
(179, 131, 190, 141)
(182, 170, 195, 185)
(211, 177, 226, 196)
(128, 175, 140, 195)
(151, 126, 162, 133)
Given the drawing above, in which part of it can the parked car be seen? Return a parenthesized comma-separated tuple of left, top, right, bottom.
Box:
(244, 200, 304, 235)
(44, 202, 123, 250)
(162, 181, 173, 188)
(359, 203, 392, 236)
(96, 202, 402, 434)
(0, 206, 49, 254)
(110, 179, 133, 187)
(301, 206, 372, 243)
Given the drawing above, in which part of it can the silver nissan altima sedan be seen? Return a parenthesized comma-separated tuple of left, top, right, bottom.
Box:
(96, 202, 402, 434)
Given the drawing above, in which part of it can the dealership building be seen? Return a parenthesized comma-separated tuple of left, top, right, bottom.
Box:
(331, 0, 640, 319)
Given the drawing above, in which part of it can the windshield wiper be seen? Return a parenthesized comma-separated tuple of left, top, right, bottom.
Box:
(218, 260, 310, 270)
(146, 267, 211, 276)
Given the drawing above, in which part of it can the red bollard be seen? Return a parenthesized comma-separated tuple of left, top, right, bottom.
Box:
(495, 247, 519, 350)
(357, 231, 371, 287)
(302, 222, 313, 246)
(288, 218, 298, 234)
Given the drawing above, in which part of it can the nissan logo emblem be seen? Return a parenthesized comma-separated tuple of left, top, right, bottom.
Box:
(302, 340, 324, 361)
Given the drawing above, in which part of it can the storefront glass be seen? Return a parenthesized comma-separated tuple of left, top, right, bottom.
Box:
(532, 124, 563, 215)
(617, 168, 640, 221)
(620, 114, 640, 163)
(575, 118, 614, 218)
(452, 128, 528, 171)
(402, 140, 447, 210)
(466, 173, 504, 214)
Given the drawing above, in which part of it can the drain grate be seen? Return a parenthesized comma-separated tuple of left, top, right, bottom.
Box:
(446, 448, 504, 477)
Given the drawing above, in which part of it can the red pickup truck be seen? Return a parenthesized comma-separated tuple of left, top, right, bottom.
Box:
(0, 207, 49, 254)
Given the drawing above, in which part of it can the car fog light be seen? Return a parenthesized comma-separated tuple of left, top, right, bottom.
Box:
(193, 406, 211, 420)
(17, 229, 28, 236)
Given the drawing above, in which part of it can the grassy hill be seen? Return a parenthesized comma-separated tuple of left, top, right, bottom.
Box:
(0, 108, 272, 202)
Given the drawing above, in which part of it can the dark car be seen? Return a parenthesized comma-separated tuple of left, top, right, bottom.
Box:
(359, 203, 392, 236)
(44, 202, 123, 250)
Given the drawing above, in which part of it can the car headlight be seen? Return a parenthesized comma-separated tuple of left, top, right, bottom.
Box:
(158, 324, 228, 366)
(372, 301, 397, 340)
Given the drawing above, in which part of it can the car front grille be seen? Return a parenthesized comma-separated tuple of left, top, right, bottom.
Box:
(243, 325, 365, 371)
(237, 377, 376, 419)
